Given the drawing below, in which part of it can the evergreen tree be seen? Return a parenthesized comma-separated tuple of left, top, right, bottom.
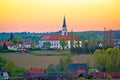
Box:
(88, 32, 91, 52)
(108, 30, 113, 47)
(70, 30, 74, 52)
(10, 33, 14, 40)
(3, 43, 8, 50)
(82, 32, 85, 53)
(103, 27, 107, 49)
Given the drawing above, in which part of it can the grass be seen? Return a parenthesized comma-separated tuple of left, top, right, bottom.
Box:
(30, 52, 72, 56)
(0, 51, 16, 54)
(0, 50, 23, 54)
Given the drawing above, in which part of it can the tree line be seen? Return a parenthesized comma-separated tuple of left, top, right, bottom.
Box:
(70, 29, 115, 54)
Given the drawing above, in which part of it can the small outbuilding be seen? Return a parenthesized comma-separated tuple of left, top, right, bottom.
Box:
(0, 70, 10, 80)
(68, 63, 88, 78)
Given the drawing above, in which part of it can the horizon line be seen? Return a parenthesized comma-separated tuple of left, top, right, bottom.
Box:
(0, 29, 120, 33)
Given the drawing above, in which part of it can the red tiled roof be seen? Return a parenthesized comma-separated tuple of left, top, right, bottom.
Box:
(23, 41, 33, 45)
(29, 68, 44, 74)
(0, 41, 13, 46)
(41, 35, 78, 41)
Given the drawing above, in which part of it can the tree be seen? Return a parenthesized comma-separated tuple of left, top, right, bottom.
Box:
(10, 33, 14, 40)
(58, 58, 64, 71)
(92, 32, 102, 51)
(70, 30, 74, 49)
(47, 64, 55, 72)
(58, 51, 73, 71)
(91, 32, 97, 51)
(12, 38, 18, 44)
(43, 41, 51, 49)
(0, 56, 27, 78)
(3, 43, 8, 50)
(93, 48, 120, 72)
(47, 51, 73, 72)
(0, 44, 3, 51)
(5, 60, 16, 73)
(88, 32, 91, 52)
(84, 40, 89, 53)
(82, 32, 85, 53)
(103, 27, 107, 49)
(31, 42, 37, 49)
(60, 38, 67, 50)
(17, 37, 25, 44)
(0, 56, 7, 69)
(108, 30, 113, 47)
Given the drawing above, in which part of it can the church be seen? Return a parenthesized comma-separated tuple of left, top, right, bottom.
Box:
(38, 16, 81, 49)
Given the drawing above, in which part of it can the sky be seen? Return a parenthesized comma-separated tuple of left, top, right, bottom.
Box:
(0, 0, 120, 32)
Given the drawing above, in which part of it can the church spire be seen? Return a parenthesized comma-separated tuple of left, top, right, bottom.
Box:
(61, 16, 68, 35)
(62, 16, 67, 27)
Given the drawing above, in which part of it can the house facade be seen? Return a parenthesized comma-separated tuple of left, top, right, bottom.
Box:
(0, 70, 10, 80)
(38, 16, 81, 49)
(23, 41, 33, 49)
(39, 35, 79, 49)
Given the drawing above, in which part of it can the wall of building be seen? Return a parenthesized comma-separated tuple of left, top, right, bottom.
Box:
(38, 40, 82, 49)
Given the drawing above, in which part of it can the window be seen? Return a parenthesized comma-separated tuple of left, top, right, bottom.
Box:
(1, 73, 3, 76)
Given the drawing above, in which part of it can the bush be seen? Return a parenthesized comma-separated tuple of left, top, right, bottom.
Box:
(106, 74, 112, 80)
(93, 48, 120, 72)
(0, 56, 28, 78)
(78, 77, 85, 80)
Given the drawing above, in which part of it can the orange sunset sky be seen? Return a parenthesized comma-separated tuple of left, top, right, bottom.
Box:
(0, 0, 120, 32)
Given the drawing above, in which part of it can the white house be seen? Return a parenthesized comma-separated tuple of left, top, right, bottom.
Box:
(0, 70, 10, 80)
(23, 41, 33, 49)
(7, 45, 18, 51)
(8, 44, 25, 51)
(39, 35, 80, 49)
(38, 16, 81, 49)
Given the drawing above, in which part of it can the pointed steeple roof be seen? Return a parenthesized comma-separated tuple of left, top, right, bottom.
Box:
(62, 16, 67, 27)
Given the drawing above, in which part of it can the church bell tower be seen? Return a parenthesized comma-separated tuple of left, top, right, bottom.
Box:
(61, 16, 68, 35)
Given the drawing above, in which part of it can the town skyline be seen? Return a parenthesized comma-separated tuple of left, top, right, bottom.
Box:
(0, 0, 120, 32)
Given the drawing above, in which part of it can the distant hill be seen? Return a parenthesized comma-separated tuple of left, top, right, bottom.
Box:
(0, 30, 120, 41)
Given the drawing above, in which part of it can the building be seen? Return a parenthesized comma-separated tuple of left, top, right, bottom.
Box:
(0, 40, 15, 51)
(0, 70, 10, 80)
(28, 68, 45, 74)
(38, 16, 81, 49)
(92, 72, 120, 79)
(24, 72, 75, 80)
(0, 40, 26, 51)
(40, 35, 79, 49)
(24, 68, 76, 80)
(23, 41, 33, 49)
(0, 40, 13, 47)
(24, 68, 45, 79)
(61, 16, 68, 35)
(68, 63, 88, 78)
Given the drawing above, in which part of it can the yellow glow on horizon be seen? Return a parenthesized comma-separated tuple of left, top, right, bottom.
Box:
(0, 0, 120, 32)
